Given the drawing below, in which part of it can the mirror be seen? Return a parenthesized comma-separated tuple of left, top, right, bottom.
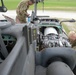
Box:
(0, 0, 7, 12)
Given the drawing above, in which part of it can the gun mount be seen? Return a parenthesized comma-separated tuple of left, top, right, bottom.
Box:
(30, 0, 44, 23)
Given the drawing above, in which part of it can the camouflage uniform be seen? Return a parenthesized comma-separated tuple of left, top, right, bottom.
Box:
(71, 40, 76, 50)
(69, 39, 76, 50)
(16, 0, 29, 23)
(68, 31, 76, 50)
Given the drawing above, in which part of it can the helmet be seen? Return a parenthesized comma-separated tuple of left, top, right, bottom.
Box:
(44, 27, 58, 36)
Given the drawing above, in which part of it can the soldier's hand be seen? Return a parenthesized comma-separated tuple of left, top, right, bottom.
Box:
(26, 13, 30, 17)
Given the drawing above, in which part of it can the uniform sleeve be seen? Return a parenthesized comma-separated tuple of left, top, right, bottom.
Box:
(16, 0, 29, 15)
(16, 0, 29, 23)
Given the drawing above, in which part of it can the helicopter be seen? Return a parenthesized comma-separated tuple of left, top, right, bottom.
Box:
(0, 0, 76, 75)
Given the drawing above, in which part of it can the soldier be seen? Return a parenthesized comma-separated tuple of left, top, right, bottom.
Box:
(16, 0, 35, 23)
(68, 31, 76, 50)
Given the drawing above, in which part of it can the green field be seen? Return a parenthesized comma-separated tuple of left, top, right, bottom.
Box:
(1, 0, 76, 10)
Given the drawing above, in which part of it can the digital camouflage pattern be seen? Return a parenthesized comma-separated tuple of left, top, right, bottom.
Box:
(71, 40, 76, 50)
(68, 31, 76, 50)
(16, 0, 29, 23)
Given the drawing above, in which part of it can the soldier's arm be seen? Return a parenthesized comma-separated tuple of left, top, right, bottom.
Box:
(16, 0, 29, 16)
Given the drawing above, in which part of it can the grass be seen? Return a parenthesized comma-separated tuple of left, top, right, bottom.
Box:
(1, 0, 76, 10)
(1, 0, 20, 10)
(62, 24, 70, 34)
(62, 22, 76, 34)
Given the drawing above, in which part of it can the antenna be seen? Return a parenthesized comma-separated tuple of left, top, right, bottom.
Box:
(43, 0, 44, 12)
(40, 0, 44, 12)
